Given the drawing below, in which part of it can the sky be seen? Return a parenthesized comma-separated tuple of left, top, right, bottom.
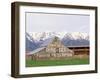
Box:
(26, 12, 90, 34)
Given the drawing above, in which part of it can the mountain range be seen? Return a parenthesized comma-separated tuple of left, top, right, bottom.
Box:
(26, 32, 89, 52)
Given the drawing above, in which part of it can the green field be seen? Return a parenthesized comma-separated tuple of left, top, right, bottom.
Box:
(26, 57, 89, 67)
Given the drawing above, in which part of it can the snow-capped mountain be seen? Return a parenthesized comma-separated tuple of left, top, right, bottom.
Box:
(62, 32, 89, 46)
(26, 32, 89, 52)
(28, 32, 89, 41)
(26, 33, 38, 52)
(63, 32, 89, 40)
(28, 32, 66, 42)
(85, 35, 89, 40)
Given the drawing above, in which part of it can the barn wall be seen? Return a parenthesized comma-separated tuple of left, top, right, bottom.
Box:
(26, 47, 89, 60)
(68, 47, 89, 58)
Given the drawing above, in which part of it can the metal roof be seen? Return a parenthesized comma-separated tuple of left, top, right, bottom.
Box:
(67, 45, 89, 48)
(27, 47, 45, 55)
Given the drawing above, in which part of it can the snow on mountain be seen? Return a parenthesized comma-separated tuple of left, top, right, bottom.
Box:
(26, 32, 89, 50)
(28, 32, 67, 41)
(62, 32, 89, 46)
(85, 35, 89, 40)
(63, 32, 89, 40)
(28, 32, 89, 41)
(26, 33, 38, 52)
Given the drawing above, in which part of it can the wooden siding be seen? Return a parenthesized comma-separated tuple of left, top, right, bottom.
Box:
(68, 47, 89, 55)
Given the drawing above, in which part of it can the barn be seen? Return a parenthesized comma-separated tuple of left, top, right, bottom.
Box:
(68, 46, 89, 58)
(26, 36, 74, 60)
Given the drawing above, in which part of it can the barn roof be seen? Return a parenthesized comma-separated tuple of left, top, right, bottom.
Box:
(27, 47, 46, 55)
(67, 45, 89, 48)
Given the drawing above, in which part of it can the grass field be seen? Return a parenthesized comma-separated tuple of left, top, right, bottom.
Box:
(26, 57, 89, 67)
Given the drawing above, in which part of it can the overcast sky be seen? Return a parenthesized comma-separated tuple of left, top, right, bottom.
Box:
(26, 12, 90, 34)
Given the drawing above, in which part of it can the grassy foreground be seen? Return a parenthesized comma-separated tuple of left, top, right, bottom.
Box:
(26, 57, 89, 67)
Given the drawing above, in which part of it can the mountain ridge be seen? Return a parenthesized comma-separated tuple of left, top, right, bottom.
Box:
(26, 32, 89, 52)
(28, 32, 89, 41)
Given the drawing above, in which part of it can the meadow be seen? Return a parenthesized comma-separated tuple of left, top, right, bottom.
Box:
(26, 56, 89, 67)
